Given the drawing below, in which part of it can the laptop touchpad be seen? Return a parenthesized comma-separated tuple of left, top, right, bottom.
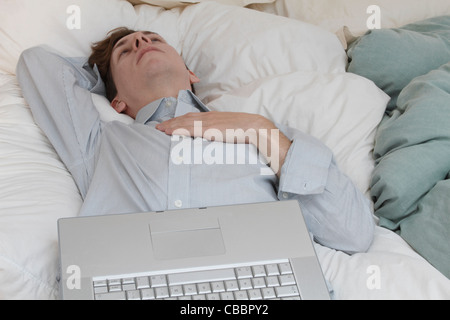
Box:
(149, 216, 226, 260)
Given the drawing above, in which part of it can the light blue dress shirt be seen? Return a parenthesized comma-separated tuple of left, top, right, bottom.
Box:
(16, 46, 375, 254)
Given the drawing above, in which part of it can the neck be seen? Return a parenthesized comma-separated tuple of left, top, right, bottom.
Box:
(128, 87, 191, 119)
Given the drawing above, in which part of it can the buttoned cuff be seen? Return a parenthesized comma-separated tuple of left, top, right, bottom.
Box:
(278, 131, 333, 198)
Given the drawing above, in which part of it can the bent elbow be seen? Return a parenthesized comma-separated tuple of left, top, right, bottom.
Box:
(346, 221, 375, 255)
(341, 204, 376, 255)
(313, 197, 376, 255)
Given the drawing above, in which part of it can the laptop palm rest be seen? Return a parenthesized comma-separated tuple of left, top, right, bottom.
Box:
(149, 215, 226, 260)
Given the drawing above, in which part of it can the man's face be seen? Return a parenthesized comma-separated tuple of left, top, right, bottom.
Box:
(109, 31, 198, 118)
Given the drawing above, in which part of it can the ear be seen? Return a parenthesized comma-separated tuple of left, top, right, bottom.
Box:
(188, 70, 200, 85)
(111, 97, 128, 114)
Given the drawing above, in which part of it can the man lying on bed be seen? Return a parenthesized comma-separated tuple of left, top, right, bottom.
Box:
(16, 27, 374, 254)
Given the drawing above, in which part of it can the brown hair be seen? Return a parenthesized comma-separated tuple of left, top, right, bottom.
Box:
(89, 27, 137, 101)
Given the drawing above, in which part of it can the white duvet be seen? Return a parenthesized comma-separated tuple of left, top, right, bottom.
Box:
(1, 0, 449, 300)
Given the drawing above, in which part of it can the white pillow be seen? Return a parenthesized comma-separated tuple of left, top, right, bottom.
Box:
(177, 2, 347, 103)
(250, 0, 450, 36)
(207, 71, 390, 195)
(2, 0, 346, 106)
(128, 0, 274, 9)
(0, 0, 181, 75)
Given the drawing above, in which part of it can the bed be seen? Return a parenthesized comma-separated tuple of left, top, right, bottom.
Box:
(1, 0, 449, 300)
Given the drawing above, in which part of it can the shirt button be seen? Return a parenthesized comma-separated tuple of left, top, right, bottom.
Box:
(166, 100, 173, 107)
(282, 193, 289, 199)
(174, 200, 183, 208)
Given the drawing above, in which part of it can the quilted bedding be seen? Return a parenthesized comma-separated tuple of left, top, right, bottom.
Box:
(372, 62, 450, 278)
(348, 16, 450, 279)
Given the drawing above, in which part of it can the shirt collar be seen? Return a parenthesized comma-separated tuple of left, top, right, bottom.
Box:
(135, 90, 210, 125)
(135, 98, 164, 124)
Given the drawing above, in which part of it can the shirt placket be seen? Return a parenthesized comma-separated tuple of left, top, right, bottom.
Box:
(166, 96, 197, 210)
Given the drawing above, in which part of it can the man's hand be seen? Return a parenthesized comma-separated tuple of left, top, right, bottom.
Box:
(156, 111, 292, 177)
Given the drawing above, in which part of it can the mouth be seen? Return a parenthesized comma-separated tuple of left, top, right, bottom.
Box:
(137, 47, 162, 65)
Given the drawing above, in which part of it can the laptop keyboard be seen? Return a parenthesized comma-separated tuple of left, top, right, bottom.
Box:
(93, 262, 301, 300)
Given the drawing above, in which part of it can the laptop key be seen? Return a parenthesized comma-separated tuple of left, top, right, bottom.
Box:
(168, 268, 236, 286)
(275, 285, 300, 298)
(279, 274, 296, 286)
(94, 286, 108, 294)
(136, 276, 150, 289)
(225, 280, 239, 292)
(155, 287, 170, 299)
(278, 263, 293, 275)
(122, 277, 135, 285)
(126, 290, 141, 300)
(211, 281, 225, 293)
(238, 279, 253, 290)
(235, 266, 252, 279)
(183, 284, 197, 295)
(140, 288, 156, 300)
(265, 264, 280, 276)
(262, 287, 276, 299)
(252, 265, 266, 277)
(207, 293, 221, 300)
(234, 290, 249, 300)
(252, 277, 266, 289)
(248, 289, 263, 300)
(197, 283, 212, 294)
(169, 285, 184, 297)
(93, 280, 108, 287)
(220, 292, 235, 300)
(150, 275, 168, 287)
(265, 276, 280, 287)
(108, 279, 121, 286)
(95, 291, 126, 300)
(109, 284, 122, 292)
(91, 262, 303, 300)
(122, 283, 137, 291)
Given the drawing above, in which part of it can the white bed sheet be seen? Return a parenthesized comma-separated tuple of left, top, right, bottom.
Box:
(0, 73, 82, 299)
(1, 0, 449, 300)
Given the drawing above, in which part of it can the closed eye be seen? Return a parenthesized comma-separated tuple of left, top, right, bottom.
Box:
(149, 34, 165, 44)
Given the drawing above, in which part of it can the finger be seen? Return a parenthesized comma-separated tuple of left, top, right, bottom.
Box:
(155, 118, 181, 133)
(156, 119, 199, 137)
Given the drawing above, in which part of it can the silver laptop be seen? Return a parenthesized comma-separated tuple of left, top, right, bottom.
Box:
(57, 200, 330, 300)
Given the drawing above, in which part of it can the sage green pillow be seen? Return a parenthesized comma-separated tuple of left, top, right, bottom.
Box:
(347, 15, 450, 112)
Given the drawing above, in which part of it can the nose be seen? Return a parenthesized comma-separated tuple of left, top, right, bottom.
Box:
(132, 32, 150, 50)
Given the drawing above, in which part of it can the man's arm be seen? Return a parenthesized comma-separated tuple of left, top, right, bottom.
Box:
(16, 46, 104, 198)
(277, 124, 375, 254)
(157, 111, 375, 254)
(156, 111, 290, 177)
